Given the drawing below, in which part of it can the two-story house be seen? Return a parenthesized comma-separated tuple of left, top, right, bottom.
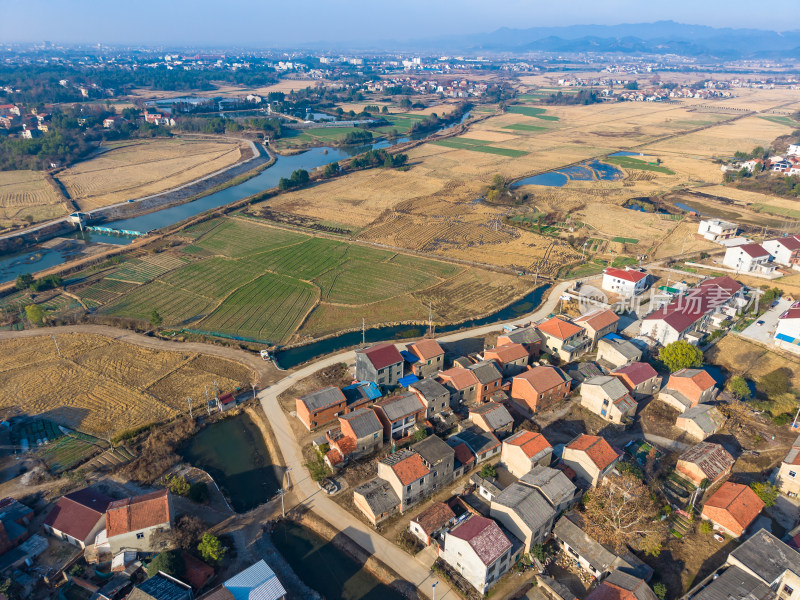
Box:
(610, 362, 660, 399)
(101, 490, 173, 554)
(722, 243, 775, 275)
(500, 430, 553, 478)
(373, 393, 426, 440)
(437, 367, 480, 406)
(496, 326, 542, 358)
(776, 435, 800, 497)
(659, 368, 717, 413)
(575, 309, 620, 348)
(536, 317, 589, 362)
(409, 378, 451, 419)
(338, 408, 384, 457)
(404, 339, 445, 378)
(411, 435, 455, 494)
(509, 366, 571, 416)
(296, 386, 347, 430)
(601, 267, 649, 297)
(518, 465, 577, 515)
(596, 335, 642, 370)
(763, 236, 800, 270)
(482, 344, 529, 377)
(355, 343, 404, 387)
(466, 361, 503, 401)
(469, 402, 513, 438)
(580, 376, 637, 424)
(490, 483, 555, 552)
(378, 450, 431, 512)
(562, 434, 620, 487)
(698, 218, 738, 242)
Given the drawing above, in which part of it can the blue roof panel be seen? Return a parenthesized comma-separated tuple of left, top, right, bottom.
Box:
(602, 332, 625, 341)
(398, 374, 420, 387)
(400, 350, 420, 364)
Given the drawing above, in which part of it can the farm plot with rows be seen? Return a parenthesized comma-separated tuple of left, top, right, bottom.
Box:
(0, 170, 66, 232)
(0, 333, 255, 436)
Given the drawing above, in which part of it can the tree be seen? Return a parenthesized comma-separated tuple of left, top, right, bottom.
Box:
(147, 550, 185, 578)
(749, 481, 778, 507)
(659, 340, 703, 372)
(322, 161, 340, 178)
(172, 515, 206, 550)
(24, 304, 45, 325)
(150, 309, 162, 327)
(14, 273, 33, 290)
(163, 474, 190, 496)
(653, 582, 667, 600)
(582, 472, 667, 556)
(198, 532, 226, 564)
(412, 429, 428, 442)
(727, 375, 751, 400)
(479, 463, 497, 479)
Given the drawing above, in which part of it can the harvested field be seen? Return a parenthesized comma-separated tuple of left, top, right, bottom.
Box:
(56, 137, 248, 209)
(0, 170, 66, 231)
(0, 333, 255, 436)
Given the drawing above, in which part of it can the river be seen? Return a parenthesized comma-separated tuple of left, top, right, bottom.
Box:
(0, 111, 471, 284)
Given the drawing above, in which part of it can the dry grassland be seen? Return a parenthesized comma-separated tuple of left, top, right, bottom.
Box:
(57, 138, 246, 209)
(0, 333, 255, 436)
(0, 170, 66, 231)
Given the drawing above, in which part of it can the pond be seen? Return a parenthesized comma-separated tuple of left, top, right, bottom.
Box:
(179, 412, 280, 513)
(271, 520, 407, 600)
(512, 159, 623, 188)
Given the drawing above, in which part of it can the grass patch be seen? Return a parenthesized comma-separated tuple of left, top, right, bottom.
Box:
(605, 156, 675, 174)
(507, 106, 559, 120)
(431, 139, 528, 157)
(759, 115, 798, 127)
(611, 256, 639, 268)
(612, 236, 640, 244)
(751, 203, 800, 219)
(503, 124, 548, 132)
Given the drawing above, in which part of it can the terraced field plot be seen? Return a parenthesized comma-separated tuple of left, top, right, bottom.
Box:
(507, 106, 560, 120)
(431, 138, 528, 157)
(0, 333, 254, 436)
(0, 170, 66, 232)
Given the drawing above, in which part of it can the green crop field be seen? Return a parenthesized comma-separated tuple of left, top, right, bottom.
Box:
(432, 139, 528, 157)
(92, 217, 496, 344)
(507, 106, 560, 121)
(605, 156, 675, 174)
(503, 124, 548, 132)
(612, 236, 640, 244)
(759, 115, 798, 127)
(752, 203, 800, 218)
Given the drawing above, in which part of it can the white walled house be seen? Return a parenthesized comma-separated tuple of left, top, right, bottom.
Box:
(698, 219, 738, 242)
(580, 376, 637, 424)
(763, 236, 800, 270)
(722, 244, 775, 275)
(601, 267, 648, 297)
(775, 306, 800, 354)
(788, 144, 800, 156)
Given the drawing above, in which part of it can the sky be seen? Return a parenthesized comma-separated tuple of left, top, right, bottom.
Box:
(0, 0, 795, 47)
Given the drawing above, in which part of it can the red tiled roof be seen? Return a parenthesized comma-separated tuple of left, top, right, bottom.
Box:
(449, 515, 511, 566)
(703, 482, 764, 529)
(505, 430, 552, 459)
(407, 339, 444, 361)
(567, 434, 620, 470)
(770, 236, 800, 251)
(612, 362, 658, 386)
(326, 448, 344, 466)
(735, 243, 770, 258)
(575, 309, 620, 332)
(451, 442, 475, 467)
(513, 366, 568, 393)
(485, 343, 528, 363)
(43, 487, 113, 542)
(106, 490, 171, 538)
(643, 276, 742, 333)
(390, 453, 430, 486)
(359, 343, 403, 370)
(412, 502, 456, 534)
(603, 267, 647, 283)
(781, 307, 800, 321)
(181, 551, 214, 590)
(537, 317, 583, 341)
(438, 367, 479, 390)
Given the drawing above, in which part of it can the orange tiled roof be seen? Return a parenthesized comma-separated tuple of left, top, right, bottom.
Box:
(390, 453, 430, 486)
(506, 430, 552, 459)
(704, 482, 764, 529)
(407, 339, 444, 361)
(485, 343, 528, 363)
(537, 316, 583, 340)
(575, 309, 619, 332)
(438, 367, 479, 390)
(567, 434, 619, 470)
(106, 490, 171, 538)
(513, 366, 567, 393)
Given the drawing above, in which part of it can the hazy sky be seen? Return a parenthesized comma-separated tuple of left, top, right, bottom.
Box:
(1, 0, 794, 47)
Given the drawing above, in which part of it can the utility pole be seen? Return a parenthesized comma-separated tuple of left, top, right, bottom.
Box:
(792, 405, 800, 430)
(432, 581, 438, 600)
(205, 386, 211, 415)
(361, 318, 366, 346)
(428, 302, 433, 337)
(275, 488, 286, 518)
(252, 383, 257, 401)
(187, 398, 193, 420)
(52, 335, 62, 358)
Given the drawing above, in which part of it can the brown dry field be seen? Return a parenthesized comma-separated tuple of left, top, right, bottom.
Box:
(56, 137, 247, 210)
(0, 333, 255, 436)
(0, 170, 66, 232)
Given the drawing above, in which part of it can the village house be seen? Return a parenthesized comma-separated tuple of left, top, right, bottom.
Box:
(675, 442, 735, 487)
(449, 427, 501, 463)
(596, 335, 642, 370)
(659, 368, 717, 413)
(611, 362, 660, 399)
(490, 482, 556, 552)
(355, 343, 404, 387)
(482, 344, 529, 376)
(296, 386, 347, 430)
(404, 339, 445, 378)
(725, 530, 800, 600)
(102, 490, 173, 554)
(103, 115, 126, 128)
(722, 243, 776, 275)
(585, 571, 659, 600)
(469, 402, 513, 437)
(642, 277, 743, 345)
(373, 392, 426, 440)
(776, 435, 800, 497)
(439, 515, 520, 594)
(601, 267, 649, 297)
(466, 360, 504, 400)
(775, 305, 800, 354)
(449, 439, 476, 479)
(496, 326, 542, 357)
(580, 376, 637, 424)
(412, 435, 455, 494)
(575, 309, 620, 348)
(509, 366, 571, 416)
(437, 367, 480, 406)
(552, 515, 653, 582)
(701, 482, 764, 538)
(698, 219, 738, 242)
(352, 479, 400, 526)
(518, 465, 577, 515)
(337, 408, 384, 456)
(562, 434, 621, 487)
(128, 572, 192, 600)
(763, 236, 800, 270)
(675, 403, 727, 440)
(409, 502, 457, 547)
(500, 430, 554, 478)
(409, 378, 451, 418)
(198, 559, 287, 600)
(42, 487, 112, 549)
(377, 449, 431, 512)
(536, 316, 589, 362)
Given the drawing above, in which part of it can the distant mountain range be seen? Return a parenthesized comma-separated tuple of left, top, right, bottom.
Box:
(425, 21, 800, 58)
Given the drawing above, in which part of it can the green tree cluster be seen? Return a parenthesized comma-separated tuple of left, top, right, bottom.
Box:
(659, 340, 703, 372)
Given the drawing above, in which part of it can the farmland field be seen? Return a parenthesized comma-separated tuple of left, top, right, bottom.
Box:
(55, 137, 249, 210)
(0, 170, 66, 232)
(74, 217, 531, 344)
(0, 333, 255, 436)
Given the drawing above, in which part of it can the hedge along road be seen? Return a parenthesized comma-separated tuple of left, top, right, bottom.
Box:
(257, 279, 573, 600)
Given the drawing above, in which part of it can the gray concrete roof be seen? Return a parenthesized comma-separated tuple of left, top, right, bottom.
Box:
(583, 375, 630, 400)
(353, 478, 401, 515)
(686, 566, 773, 600)
(493, 483, 555, 534)
(376, 392, 424, 421)
(412, 435, 455, 466)
(467, 361, 502, 385)
(299, 386, 345, 412)
(553, 515, 616, 572)
(519, 465, 576, 508)
(729, 529, 800, 584)
(339, 408, 382, 439)
(410, 378, 449, 401)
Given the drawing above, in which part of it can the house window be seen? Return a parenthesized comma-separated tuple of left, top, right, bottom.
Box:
(782, 585, 794, 597)
(406, 485, 411, 492)
(428, 360, 431, 365)
(791, 471, 797, 478)
(136, 532, 145, 539)
(374, 432, 379, 439)
(602, 399, 609, 406)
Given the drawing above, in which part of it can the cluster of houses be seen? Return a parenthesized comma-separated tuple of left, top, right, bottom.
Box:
(0, 104, 53, 138)
(723, 145, 800, 178)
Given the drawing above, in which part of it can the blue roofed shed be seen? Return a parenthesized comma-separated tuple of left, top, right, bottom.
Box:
(400, 350, 420, 364)
(398, 374, 420, 387)
(223, 559, 287, 600)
